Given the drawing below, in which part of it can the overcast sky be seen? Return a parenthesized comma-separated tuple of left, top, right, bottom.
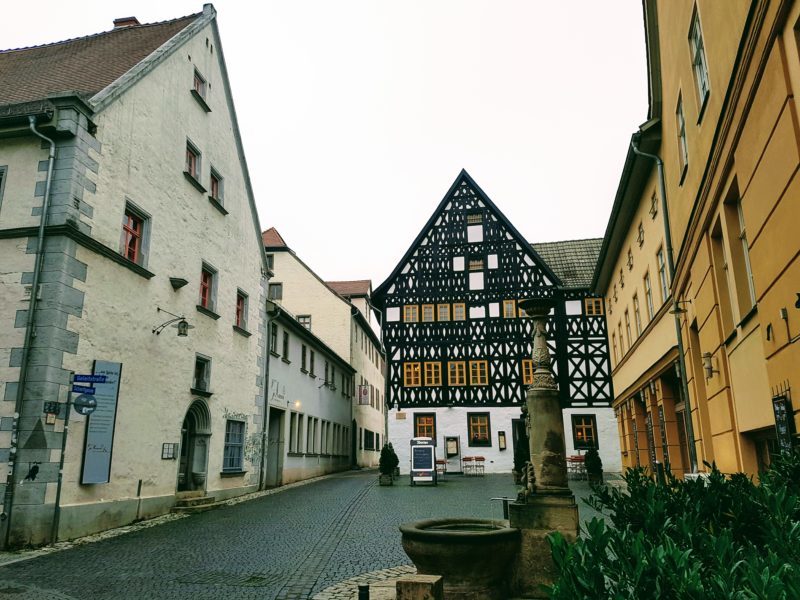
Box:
(2, 1, 648, 286)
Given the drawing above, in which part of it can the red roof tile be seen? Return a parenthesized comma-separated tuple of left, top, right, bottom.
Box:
(262, 227, 287, 248)
(0, 13, 200, 107)
(326, 280, 371, 297)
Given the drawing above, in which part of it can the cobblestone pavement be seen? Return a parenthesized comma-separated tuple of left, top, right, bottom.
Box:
(0, 471, 612, 600)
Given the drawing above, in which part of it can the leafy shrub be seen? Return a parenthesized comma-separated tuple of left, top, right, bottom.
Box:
(584, 448, 602, 477)
(379, 443, 399, 476)
(548, 452, 800, 599)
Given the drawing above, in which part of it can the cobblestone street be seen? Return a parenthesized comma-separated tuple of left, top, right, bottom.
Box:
(0, 471, 605, 600)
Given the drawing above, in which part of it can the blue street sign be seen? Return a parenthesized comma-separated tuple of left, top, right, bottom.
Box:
(71, 385, 96, 395)
(74, 374, 107, 384)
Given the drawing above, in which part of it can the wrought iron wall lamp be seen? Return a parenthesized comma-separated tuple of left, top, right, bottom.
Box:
(153, 307, 194, 336)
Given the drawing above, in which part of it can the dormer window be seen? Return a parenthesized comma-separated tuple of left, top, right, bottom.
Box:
(466, 212, 483, 225)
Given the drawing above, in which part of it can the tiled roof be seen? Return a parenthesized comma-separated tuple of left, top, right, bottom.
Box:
(531, 238, 603, 289)
(0, 14, 200, 107)
(262, 227, 287, 248)
(326, 280, 371, 297)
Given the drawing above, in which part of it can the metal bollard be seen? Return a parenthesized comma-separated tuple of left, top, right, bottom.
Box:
(358, 583, 370, 600)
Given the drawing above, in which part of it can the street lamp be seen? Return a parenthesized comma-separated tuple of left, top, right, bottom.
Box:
(152, 307, 194, 336)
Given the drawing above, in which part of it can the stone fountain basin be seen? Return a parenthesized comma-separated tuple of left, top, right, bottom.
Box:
(399, 518, 520, 600)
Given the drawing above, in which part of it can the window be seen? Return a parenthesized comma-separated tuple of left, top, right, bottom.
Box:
(469, 360, 488, 386)
(193, 69, 207, 98)
(619, 268, 625, 288)
(689, 11, 710, 111)
(624, 310, 632, 347)
(637, 222, 645, 247)
(309, 350, 315, 376)
(448, 361, 466, 386)
(414, 413, 435, 439)
(282, 331, 290, 359)
(268, 283, 283, 300)
(725, 198, 756, 313)
(522, 359, 534, 385)
(121, 206, 147, 265)
(266, 254, 274, 271)
(502, 300, 516, 319)
(235, 290, 248, 329)
(404, 305, 419, 323)
(209, 168, 223, 202)
(633, 294, 642, 336)
(193, 355, 211, 391)
(422, 304, 434, 322)
(437, 304, 450, 321)
(269, 323, 278, 353)
(298, 315, 311, 329)
(676, 95, 689, 179)
(657, 247, 669, 302)
(584, 298, 604, 316)
(223, 420, 245, 471)
(571, 414, 598, 450)
(199, 264, 217, 311)
(618, 322, 625, 355)
(185, 141, 200, 179)
(466, 212, 483, 225)
(627, 248, 634, 270)
(612, 333, 618, 363)
(301, 344, 307, 372)
(424, 362, 441, 386)
(649, 192, 658, 219)
(468, 413, 491, 446)
(289, 412, 298, 453)
(453, 303, 466, 321)
(468, 257, 484, 271)
(0, 166, 6, 214)
(644, 272, 655, 319)
(404, 362, 421, 387)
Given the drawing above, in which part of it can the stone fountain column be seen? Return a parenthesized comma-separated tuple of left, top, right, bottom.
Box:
(508, 298, 579, 598)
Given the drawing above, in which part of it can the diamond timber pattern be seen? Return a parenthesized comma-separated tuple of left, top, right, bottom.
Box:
(373, 170, 612, 409)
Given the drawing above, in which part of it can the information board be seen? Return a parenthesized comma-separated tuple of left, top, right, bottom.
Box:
(773, 395, 795, 454)
(412, 445, 433, 470)
(81, 360, 122, 484)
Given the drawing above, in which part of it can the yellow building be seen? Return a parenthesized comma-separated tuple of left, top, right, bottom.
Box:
(595, 0, 800, 476)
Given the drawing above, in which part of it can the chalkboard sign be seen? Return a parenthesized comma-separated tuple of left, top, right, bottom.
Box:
(773, 395, 795, 454)
(412, 445, 433, 470)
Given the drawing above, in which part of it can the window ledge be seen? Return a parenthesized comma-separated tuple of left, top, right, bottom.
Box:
(737, 305, 758, 329)
(220, 470, 247, 478)
(309, 372, 316, 378)
(287, 452, 304, 457)
(696, 91, 709, 124)
(208, 196, 229, 215)
(191, 89, 212, 113)
(190, 387, 213, 398)
(300, 368, 308, 374)
(183, 171, 207, 193)
(468, 442, 491, 448)
(305, 453, 319, 457)
(282, 358, 291, 364)
(724, 328, 738, 346)
(679, 163, 688, 186)
(270, 350, 280, 358)
(233, 325, 252, 338)
(196, 305, 220, 320)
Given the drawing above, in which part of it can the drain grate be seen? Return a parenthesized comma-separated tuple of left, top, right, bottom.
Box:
(177, 570, 285, 587)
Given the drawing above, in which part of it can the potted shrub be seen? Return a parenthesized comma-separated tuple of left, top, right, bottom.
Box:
(388, 443, 400, 478)
(379, 443, 398, 486)
(584, 448, 603, 485)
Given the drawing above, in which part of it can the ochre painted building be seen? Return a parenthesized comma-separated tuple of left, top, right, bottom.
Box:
(596, 0, 800, 475)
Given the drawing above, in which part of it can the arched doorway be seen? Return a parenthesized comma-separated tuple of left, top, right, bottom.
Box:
(178, 400, 211, 492)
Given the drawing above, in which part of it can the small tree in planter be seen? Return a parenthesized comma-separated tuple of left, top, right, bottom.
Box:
(379, 443, 399, 486)
(584, 448, 603, 485)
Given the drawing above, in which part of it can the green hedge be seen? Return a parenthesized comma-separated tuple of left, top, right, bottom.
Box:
(548, 453, 800, 599)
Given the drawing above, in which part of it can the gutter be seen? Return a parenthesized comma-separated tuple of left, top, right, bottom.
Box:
(630, 137, 698, 473)
(2, 116, 57, 548)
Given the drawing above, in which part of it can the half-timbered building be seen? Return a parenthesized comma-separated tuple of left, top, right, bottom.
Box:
(373, 170, 620, 473)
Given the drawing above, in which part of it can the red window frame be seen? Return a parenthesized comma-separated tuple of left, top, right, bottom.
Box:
(200, 269, 213, 308)
(186, 146, 198, 177)
(122, 211, 143, 263)
(210, 173, 220, 199)
(193, 71, 206, 97)
(235, 293, 245, 327)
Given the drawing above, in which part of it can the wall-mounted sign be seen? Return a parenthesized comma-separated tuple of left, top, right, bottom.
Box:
(396, 412, 407, 420)
(81, 360, 122, 484)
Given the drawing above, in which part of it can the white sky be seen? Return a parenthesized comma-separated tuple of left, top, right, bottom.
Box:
(2, 1, 648, 287)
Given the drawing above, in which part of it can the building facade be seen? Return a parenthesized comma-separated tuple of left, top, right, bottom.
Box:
(264, 308, 354, 486)
(596, 0, 800, 475)
(0, 7, 268, 547)
(263, 229, 387, 468)
(373, 171, 620, 474)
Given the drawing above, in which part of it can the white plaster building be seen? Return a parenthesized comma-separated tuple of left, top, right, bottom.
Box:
(263, 228, 387, 468)
(0, 6, 268, 547)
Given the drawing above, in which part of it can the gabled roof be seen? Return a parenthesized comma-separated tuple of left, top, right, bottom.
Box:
(531, 238, 603, 290)
(0, 13, 201, 107)
(373, 169, 561, 304)
(262, 227, 288, 249)
(326, 280, 371, 297)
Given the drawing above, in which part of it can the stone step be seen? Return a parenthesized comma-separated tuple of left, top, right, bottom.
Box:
(174, 495, 217, 508)
(175, 490, 205, 500)
(170, 500, 225, 514)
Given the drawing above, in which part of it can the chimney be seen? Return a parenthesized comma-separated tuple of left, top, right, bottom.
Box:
(113, 16, 141, 29)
